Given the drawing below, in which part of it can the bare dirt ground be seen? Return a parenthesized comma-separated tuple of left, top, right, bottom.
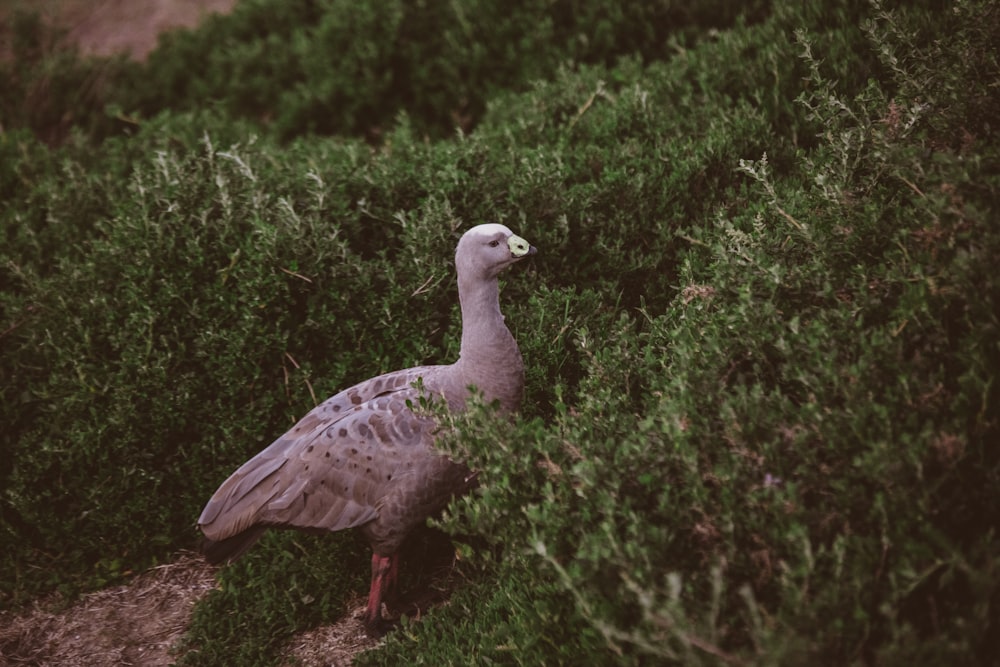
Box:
(0, 552, 381, 666)
(0, 4, 385, 664)
(1, 0, 238, 59)
(0, 553, 216, 665)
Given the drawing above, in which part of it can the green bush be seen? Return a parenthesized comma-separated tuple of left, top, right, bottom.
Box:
(2, 0, 769, 145)
(368, 1, 1000, 664)
(177, 531, 367, 665)
(1, 0, 997, 664)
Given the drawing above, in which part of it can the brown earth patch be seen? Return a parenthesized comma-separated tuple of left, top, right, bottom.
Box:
(0, 552, 216, 666)
(1, 0, 237, 60)
(0, 552, 388, 666)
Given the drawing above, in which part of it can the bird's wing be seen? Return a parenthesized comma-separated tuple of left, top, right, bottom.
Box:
(198, 366, 443, 540)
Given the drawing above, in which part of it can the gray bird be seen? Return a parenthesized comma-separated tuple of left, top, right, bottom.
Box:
(198, 223, 536, 632)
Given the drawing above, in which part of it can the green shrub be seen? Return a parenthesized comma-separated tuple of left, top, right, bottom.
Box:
(177, 531, 367, 666)
(1, 120, 460, 603)
(2, 1, 771, 145)
(1, 0, 997, 664)
(367, 1, 1000, 664)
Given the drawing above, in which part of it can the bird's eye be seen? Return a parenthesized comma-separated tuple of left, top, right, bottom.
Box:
(488, 240, 500, 247)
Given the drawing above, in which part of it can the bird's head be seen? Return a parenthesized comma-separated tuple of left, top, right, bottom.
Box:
(456, 223, 537, 280)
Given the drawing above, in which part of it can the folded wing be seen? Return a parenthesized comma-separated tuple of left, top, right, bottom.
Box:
(198, 366, 442, 546)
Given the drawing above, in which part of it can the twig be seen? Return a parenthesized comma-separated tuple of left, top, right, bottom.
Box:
(283, 353, 317, 404)
(411, 274, 436, 296)
(279, 266, 313, 283)
(1, 315, 30, 340)
(685, 633, 745, 665)
(676, 233, 708, 247)
(897, 174, 926, 198)
(774, 204, 804, 231)
(303, 376, 318, 406)
(0, 306, 40, 340)
(570, 81, 612, 129)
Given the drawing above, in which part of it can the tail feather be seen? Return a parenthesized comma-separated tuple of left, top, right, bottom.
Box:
(201, 526, 267, 564)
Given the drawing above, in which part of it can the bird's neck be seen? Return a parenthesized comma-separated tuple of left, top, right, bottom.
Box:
(453, 273, 524, 412)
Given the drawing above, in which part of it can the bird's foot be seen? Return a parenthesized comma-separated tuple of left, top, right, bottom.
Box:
(362, 614, 398, 638)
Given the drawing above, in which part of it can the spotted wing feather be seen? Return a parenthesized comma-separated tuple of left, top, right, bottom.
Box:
(198, 366, 443, 542)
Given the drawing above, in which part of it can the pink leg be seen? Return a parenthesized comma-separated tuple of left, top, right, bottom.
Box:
(384, 551, 400, 596)
(364, 552, 399, 631)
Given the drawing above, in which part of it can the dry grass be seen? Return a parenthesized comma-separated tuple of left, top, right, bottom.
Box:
(280, 606, 380, 667)
(0, 552, 388, 666)
(0, 551, 216, 666)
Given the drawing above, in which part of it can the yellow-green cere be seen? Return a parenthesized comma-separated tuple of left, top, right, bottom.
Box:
(508, 235, 532, 257)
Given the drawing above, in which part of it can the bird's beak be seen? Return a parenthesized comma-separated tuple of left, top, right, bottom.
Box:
(508, 234, 537, 258)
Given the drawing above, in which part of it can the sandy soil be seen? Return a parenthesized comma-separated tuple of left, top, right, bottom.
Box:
(0, 553, 216, 665)
(0, 552, 381, 666)
(2, 0, 237, 60)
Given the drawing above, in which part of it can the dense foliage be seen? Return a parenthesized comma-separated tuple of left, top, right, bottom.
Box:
(2, 0, 997, 664)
